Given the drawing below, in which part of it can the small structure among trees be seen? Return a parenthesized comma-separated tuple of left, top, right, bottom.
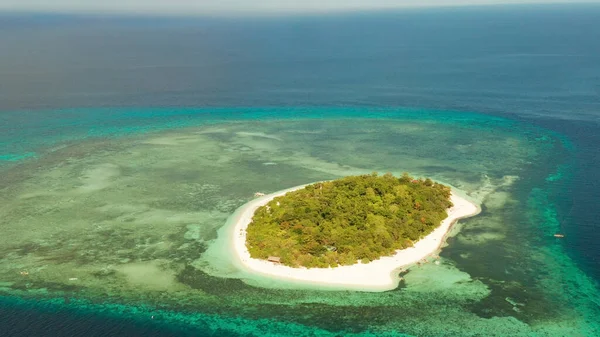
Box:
(267, 256, 281, 263)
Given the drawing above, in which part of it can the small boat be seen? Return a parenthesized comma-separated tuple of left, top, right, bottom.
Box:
(553, 234, 565, 238)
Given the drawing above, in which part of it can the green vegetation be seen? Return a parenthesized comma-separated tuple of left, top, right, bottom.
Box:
(246, 173, 453, 268)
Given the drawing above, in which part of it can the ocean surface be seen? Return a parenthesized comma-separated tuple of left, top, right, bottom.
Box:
(1, 4, 599, 336)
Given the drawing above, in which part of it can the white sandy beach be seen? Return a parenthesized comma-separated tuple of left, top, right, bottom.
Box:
(233, 184, 480, 291)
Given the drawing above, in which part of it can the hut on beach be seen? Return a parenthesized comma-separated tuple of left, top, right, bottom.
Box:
(267, 256, 281, 264)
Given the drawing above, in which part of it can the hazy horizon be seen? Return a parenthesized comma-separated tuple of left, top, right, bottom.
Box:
(1, 0, 599, 16)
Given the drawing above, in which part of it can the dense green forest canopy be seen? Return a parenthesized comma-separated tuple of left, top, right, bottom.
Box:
(246, 173, 453, 268)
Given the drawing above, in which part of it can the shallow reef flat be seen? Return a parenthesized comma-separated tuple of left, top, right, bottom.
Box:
(0, 113, 598, 336)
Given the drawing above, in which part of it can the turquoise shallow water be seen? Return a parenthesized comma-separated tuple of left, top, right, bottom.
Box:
(1, 107, 598, 336)
(2, 6, 600, 336)
(0, 107, 512, 164)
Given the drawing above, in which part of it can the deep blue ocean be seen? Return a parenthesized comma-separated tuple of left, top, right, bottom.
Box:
(1, 4, 600, 336)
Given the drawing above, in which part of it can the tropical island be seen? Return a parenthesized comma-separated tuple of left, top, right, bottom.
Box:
(246, 173, 453, 268)
(230, 173, 480, 291)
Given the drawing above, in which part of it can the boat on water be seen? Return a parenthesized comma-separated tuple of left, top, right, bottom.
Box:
(554, 234, 565, 238)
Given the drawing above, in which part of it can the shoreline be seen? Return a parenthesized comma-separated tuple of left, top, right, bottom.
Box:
(232, 184, 480, 291)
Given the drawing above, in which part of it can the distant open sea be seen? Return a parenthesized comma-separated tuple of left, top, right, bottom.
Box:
(1, 4, 599, 336)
